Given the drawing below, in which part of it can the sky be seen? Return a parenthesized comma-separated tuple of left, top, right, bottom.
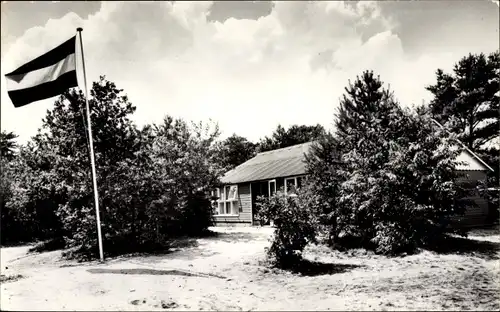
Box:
(1, 1, 499, 144)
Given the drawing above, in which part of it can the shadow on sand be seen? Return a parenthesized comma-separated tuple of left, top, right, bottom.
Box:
(86, 268, 226, 279)
(280, 258, 363, 277)
(425, 235, 500, 260)
(202, 231, 269, 244)
(103, 238, 201, 259)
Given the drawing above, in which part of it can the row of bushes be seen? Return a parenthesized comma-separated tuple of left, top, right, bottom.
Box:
(1, 77, 223, 260)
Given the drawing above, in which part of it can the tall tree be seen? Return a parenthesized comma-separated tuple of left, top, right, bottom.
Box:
(306, 70, 471, 255)
(258, 124, 326, 152)
(214, 134, 257, 171)
(149, 116, 223, 236)
(426, 51, 499, 156)
(10, 76, 142, 256)
(335, 71, 403, 157)
(0, 131, 18, 161)
(1, 77, 223, 254)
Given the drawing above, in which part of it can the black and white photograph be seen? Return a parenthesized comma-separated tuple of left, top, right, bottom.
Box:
(1, 0, 499, 310)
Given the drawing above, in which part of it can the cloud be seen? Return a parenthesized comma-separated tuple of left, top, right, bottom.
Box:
(1, 1, 499, 144)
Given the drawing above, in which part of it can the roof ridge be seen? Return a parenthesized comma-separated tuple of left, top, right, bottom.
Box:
(256, 141, 314, 156)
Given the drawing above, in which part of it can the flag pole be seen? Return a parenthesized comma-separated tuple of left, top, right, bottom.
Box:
(77, 27, 104, 262)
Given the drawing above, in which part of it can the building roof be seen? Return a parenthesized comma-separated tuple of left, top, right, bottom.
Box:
(430, 119, 494, 172)
(220, 130, 493, 185)
(220, 142, 313, 184)
(455, 148, 493, 171)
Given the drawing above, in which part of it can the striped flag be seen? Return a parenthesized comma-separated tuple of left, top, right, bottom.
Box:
(5, 36, 78, 108)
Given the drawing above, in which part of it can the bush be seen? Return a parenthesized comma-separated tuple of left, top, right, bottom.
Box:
(255, 187, 318, 268)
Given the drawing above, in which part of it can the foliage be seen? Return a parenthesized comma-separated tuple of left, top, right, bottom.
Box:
(26, 77, 141, 258)
(0, 131, 18, 161)
(255, 187, 319, 268)
(149, 116, 223, 236)
(427, 51, 499, 222)
(304, 132, 343, 238)
(478, 175, 500, 224)
(1, 157, 22, 245)
(213, 134, 257, 171)
(213, 124, 325, 171)
(1, 76, 222, 259)
(426, 51, 499, 171)
(306, 71, 472, 255)
(258, 124, 326, 153)
(476, 147, 500, 180)
(1, 143, 64, 246)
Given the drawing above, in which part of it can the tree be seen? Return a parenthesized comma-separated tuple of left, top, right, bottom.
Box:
(149, 116, 223, 236)
(258, 124, 326, 152)
(306, 71, 471, 255)
(0, 131, 18, 161)
(214, 134, 257, 171)
(304, 132, 343, 241)
(426, 51, 499, 172)
(1, 76, 224, 257)
(0, 155, 26, 245)
(18, 76, 141, 257)
(0, 130, 19, 244)
(1, 142, 63, 245)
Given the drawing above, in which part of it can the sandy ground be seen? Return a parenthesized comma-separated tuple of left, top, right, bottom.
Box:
(1, 226, 499, 311)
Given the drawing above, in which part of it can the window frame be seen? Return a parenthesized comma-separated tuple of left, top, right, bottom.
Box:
(268, 179, 277, 197)
(284, 175, 306, 196)
(213, 185, 239, 216)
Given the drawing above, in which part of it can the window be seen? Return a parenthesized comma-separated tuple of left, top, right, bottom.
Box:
(210, 189, 220, 212)
(285, 177, 297, 196)
(460, 180, 479, 196)
(213, 185, 239, 215)
(297, 176, 303, 188)
(268, 180, 276, 197)
(227, 185, 237, 199)
(284, 176, 306, 196)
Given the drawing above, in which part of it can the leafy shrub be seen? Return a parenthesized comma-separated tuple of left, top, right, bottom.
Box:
(255, 187, 318, 268)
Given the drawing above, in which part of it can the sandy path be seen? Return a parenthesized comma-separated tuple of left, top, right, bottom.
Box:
(1, 226, 499, 311)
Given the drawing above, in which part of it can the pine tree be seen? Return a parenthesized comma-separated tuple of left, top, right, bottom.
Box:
(306, 70, 471, 255)
(335, 70, 403, 171)
(426, 51, 499, 173)
(0, 131, 18, 161)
